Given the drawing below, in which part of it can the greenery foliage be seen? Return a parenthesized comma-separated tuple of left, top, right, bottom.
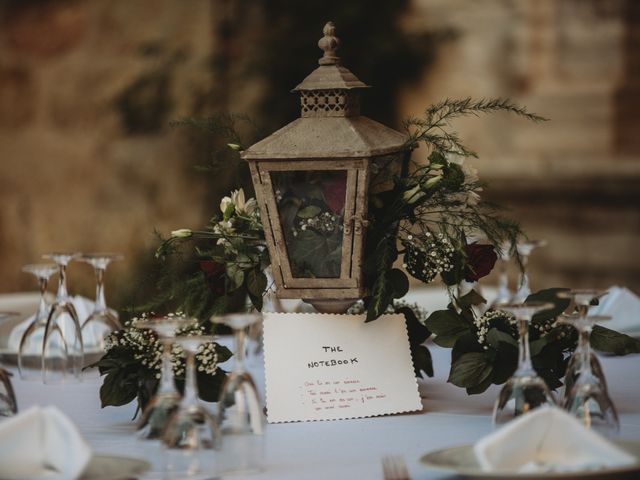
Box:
(426, 288, 640, 395)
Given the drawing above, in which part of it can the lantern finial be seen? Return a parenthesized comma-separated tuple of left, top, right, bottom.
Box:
(318, 21, 340, 66)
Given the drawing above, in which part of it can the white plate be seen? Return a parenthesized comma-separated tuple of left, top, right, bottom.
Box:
(0, 348, 105, 368)
(80, 454, 150, 480)
(420, 440, 640, 479)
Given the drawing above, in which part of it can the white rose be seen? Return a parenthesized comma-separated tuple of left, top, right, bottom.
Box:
(231, 189, 246, 212)
(220, 196, 233, 214)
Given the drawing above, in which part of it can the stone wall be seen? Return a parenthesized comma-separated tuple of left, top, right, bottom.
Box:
(0, 0, 638, 302)
(0, 0, 222, 298)
(400, 0, 640, 293)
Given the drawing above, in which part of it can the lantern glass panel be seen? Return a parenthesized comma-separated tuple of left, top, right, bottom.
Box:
(271, 170, 347, 278)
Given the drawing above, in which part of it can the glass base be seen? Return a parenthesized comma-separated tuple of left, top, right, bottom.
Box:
(565, 382, 619, 436)
(493, 374, 555, 426)
(563, 353, 607, 398)
(137, 391, 181, 440)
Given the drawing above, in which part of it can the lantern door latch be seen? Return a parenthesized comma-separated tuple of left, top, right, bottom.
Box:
(344, 214, 369, 235)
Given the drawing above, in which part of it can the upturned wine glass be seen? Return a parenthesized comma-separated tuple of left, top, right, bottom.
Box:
(135, 316, 195, 442)
(163, 335, 220, 478)
(492, 301, 556, 426)
(493, 242, 513, 307)
(557, 289, 609, 396)
(0, 312, 19, 416)
(41, 252, 84, 383)
(512, 240, 547, 304)
(19, 263, 58, 379)
(559, 314, 619, 435)
(211, 312, 266, 475)
(80, 253, 123, 350)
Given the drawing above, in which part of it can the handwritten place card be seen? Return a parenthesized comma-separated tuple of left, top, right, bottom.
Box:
(263, 312, 422, 423)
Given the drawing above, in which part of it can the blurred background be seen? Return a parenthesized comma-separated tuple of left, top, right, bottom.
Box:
(0, 0, 638, 307)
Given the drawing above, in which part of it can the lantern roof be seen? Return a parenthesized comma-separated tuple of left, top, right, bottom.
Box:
(242, 22, 410, 160)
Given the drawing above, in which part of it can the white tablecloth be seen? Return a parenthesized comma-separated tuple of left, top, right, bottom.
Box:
(3, 289, 640, 479)
(7, 344, 640, 480)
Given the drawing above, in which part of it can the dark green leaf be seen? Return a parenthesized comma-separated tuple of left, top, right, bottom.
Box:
(411, 344, 434, 378)
(399, 306, 431, 346)
(486, 328, 517, 349)
(466, 374, 493, 395)
(591, 325, 640, 355)
(425, 309, 470, 347)
(389, 269, 409, 299)
(100, 369, 138, 408)
(527, 288, 571, 321)
(246, 269, 267, 298)
(297, 205, 322, 218)
(458, 289, 486, 308)
(448, 352, 492, 388)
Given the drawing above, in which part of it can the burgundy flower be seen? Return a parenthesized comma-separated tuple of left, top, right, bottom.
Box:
(321, 178, 347, 213)
(200, 260, 225, 295)
(464, 243, 497, 282)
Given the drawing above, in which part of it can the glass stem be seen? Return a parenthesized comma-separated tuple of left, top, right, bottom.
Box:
(57, 264, 68, 302)
(515, 316, 534, 376)
(183, 352, 199, 406)
(497, 261, 509, 298)
(36, 277, 49, 322)
(159, 341, 176, 394)
(234, 328, 247, 373)
(578, 328, 593, 377)
(94, 268, 107, 312)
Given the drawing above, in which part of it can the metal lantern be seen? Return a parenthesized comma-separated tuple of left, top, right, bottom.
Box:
(242, 22, 411, 312)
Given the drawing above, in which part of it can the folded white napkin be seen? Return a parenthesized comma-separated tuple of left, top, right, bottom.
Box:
(591, 286, 640, 336)
(0, 406, 92, 480)
(474, 406, 636, 473)
(7, 296, 100, 353)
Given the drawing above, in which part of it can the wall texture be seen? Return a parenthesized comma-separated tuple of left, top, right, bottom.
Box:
(0, 0, 638, 302)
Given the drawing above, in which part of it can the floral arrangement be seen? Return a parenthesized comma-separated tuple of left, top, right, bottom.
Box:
(425, 288, 640, 394)
(90, 313, 231, 412)
(91, 98, 640, 408)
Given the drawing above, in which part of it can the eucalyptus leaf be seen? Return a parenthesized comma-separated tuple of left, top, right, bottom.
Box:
(448, 352, 493, 388)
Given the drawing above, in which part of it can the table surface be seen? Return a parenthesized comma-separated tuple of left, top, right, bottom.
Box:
(3, 291, 640, 480)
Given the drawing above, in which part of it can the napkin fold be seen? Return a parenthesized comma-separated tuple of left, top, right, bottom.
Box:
(474, 406, 636, 473)
(7, 296, 99, 353)
(0, 406, 92, 480)
(591, 286, 640, 336)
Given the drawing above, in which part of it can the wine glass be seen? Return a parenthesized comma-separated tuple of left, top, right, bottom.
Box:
(80, 253, 123, 350)
(163, 335, 220, 478)
(211, 312, 266, 475)
(492, 301, 556, 426)
(135, 316, 194, 442)
(18, 264, 58, 379)
(512, 240, 547, 304)
(493, 241, 512, 306)
(0, 312, 19, 416)
(559, 314, 619, 435)
(557, 289, 609, 396)
(41, 252, 83, 383)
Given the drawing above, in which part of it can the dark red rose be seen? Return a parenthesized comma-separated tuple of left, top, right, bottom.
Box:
(464, 243, 497, 282)
(200, 260, 225, 295)
(321, 178, 347, 213)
